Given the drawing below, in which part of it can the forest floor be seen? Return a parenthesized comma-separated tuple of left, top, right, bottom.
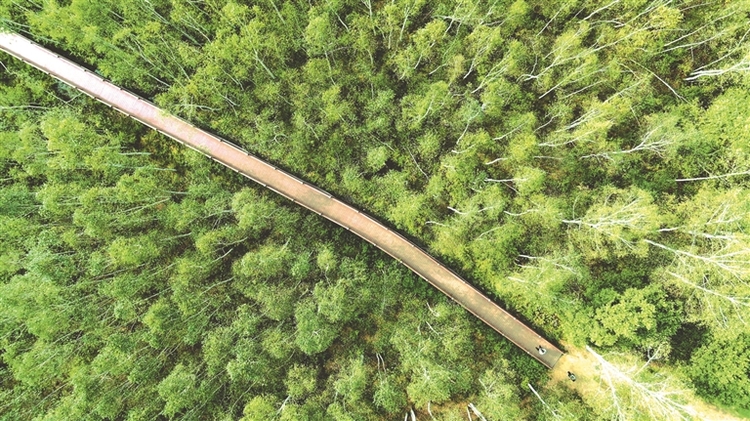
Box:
(549, 344, 745, 421)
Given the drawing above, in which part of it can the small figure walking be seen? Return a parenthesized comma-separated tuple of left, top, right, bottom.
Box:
(535, 346, 547, 355)
(567, 371, 577, 382)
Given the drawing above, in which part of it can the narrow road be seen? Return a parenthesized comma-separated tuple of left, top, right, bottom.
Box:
(0, 32, 564, 368)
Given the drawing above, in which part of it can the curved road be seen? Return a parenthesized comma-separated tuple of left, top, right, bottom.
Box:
(0, 32, 563, 368)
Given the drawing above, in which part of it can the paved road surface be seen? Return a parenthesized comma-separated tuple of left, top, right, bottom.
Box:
(0, 32, 564, 368)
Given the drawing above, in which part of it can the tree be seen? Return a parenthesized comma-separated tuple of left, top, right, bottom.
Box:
(0, 215, 33, 279)
(390, 300, 475, 407)
(689, 331, 750, 408)
(202, 326, 235, 377)
(579, 113, 679, 162)
(563, 186, 661, 259)
(471, 361, 524, 420)
(373, 375, 406, 414)
(650, 187, 750, 330)
(674, 88, 750, 183)
(262, 325, 294, 360)
(377, 0, 428, 51)
(304, 7, 338, 57)
(285, 364, 318, 400)
(590, 284, 681, 349)
(0, 271, 74, 341)
(294, 298, 339, 355)
(107, 233, 162, 269)
(157, 364, 201, 418)
(505, 250, 582, 312)
(241, 395, 278, 421)
(399, 81, 453, 130)
(391, 19, 447, 79)
(313, 279, 358, 323)
(334, 356, 369, 405)
(234, 243, 292, 291)
(405, 360, 453, 407)
(142, 298, 186, 348)
(3, 338, 73, 389)
(585, 346, 703, 421)
(387, 191, 433, 236)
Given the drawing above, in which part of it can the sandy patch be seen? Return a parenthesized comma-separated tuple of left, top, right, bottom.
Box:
(547, 343, 744, 421)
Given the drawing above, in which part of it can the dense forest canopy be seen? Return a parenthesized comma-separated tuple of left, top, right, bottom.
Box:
(1, 0, 749, 420)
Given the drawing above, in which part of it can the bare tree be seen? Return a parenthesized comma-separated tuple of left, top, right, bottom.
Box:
(586, 346, 698, 421)
(562, 187, 660, 257)
(527, 383, 576, 421)
(580, 124, 674, 161)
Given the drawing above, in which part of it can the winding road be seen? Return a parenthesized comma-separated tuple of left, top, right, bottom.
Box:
(0, 32, 564, 368)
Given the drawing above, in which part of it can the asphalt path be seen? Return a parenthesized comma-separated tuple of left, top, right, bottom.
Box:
(0, 32, 564, 368)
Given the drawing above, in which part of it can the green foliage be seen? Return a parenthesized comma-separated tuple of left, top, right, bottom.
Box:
(469, 360, 525, 420)
(241, 396, 277, 421)
(294, 298, 338, 355)
(334, 356, 369, 405)
(564, 186, 661, 259)
(373, 375, 407, 414)
(285, 364, 318, 400)
(390, 300, 476, 406)
(235, 243, 293, 290)
(590, 284, 681, 348)
(690, 332, 750, 408)
(2, 0, 750, 418)
(157, 364, 201, 417)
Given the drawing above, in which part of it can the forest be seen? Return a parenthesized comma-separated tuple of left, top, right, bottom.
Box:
(1, 0, 749, 420)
